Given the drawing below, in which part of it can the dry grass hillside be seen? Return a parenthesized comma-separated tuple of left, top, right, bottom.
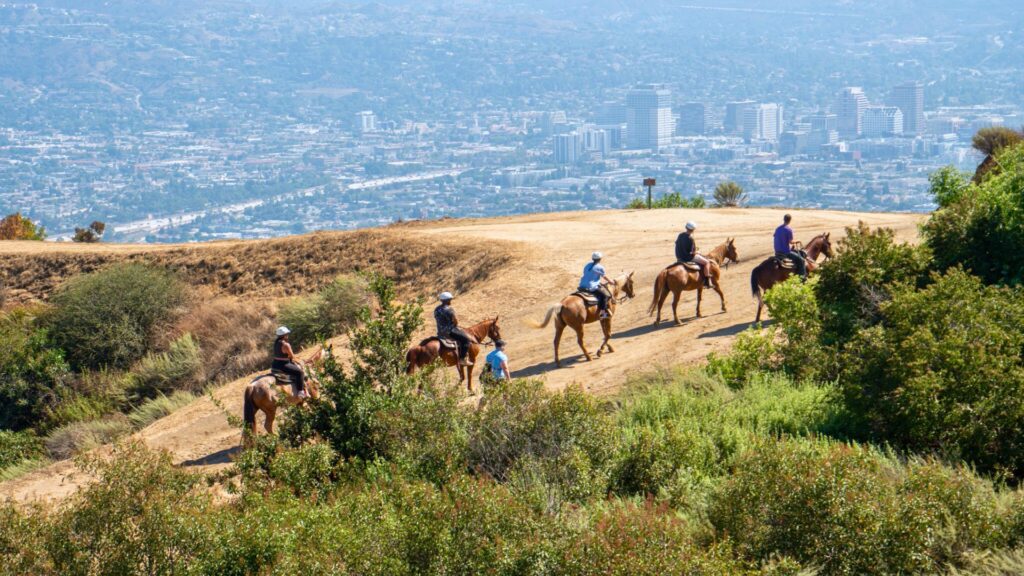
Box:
(0, 208, 924, 504)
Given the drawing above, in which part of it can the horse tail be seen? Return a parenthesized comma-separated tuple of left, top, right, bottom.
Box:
(648, 270, 666, 316)
(530, 306, 559, 329)
(243, 383, 256, 427)
(750, 265, 761, 302)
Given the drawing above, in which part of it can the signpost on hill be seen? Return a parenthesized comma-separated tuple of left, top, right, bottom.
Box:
(643, 178, 656, 209)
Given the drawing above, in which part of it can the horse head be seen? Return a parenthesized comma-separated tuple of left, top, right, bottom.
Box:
(621, 271, 636, 300)
(822, 232, 834, 259)
(487, 315, 503, 343)
(725, 237, 739, 264)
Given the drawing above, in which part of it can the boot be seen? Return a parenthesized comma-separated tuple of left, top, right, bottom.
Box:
(704, 275, 712, 288)
(459, 357, 474, 367)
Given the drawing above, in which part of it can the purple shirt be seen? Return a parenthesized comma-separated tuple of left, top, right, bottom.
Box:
(774, 224, 794, 254)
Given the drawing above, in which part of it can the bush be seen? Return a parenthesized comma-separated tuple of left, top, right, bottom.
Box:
(626, 192, 706, 209)
(44, 416, 131, 460)
(126, 391, 196, 430)
(0, 307, 72, 432)
(761, 277, 830, 381)
(713, 181, 747, 207)
(0, 212, 46, 240)
(707, 329, 781, 388)
(47, 263, 188, 370)
(711, 438, 1014, 575)
(0, 430, 43, 469)
(170, 297, 275, 384)
(126, 333, 202, 400)
(841, 269, 1024, 478)
(278, 274, 369, 348)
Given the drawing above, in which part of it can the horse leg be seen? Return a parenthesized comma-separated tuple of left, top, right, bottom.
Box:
(754, 292, 763, 323)
(554, 317, 565, 368)
(655, 280, 670, 324)
(600, 319, 613, 354)
(696, 286, 703, 318)
(264, 405, 275, 435)
(671, 288, 681, 325)
(714, 279, 727, 312)
(576, 326, 592, 362)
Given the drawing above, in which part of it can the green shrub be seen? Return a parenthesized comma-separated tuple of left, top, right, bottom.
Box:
(126, 333, 202, 401)
(268, 443, 338, 500)
(713, 180, 747, 207)
(127, 391, 196, 430)
(278, 273, 369, 348)
(0, 307, 72, 432)
(627, 192, 706, 209)
(712, 438, 1014, 575)
(707, 329, 781, 388)
(47, 263, 188, 370)
(841, 269, 1024, 478)
(0, 429, 43, 469)
(761, 276, 831, 381)
(44, 416, 131, 460)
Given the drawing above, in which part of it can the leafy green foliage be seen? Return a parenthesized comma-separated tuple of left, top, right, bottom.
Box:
(126, 333, 202, 401)
(0, 430, 43, 470)
(627, 192, 706, 209)
(277, 274, 369, 348)
(0, 307, 72, 432)
(47, 263, 188, 370)
(841, 269, 1024, 478)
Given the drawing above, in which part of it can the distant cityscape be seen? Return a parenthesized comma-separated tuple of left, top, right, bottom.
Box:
(0, 1, 1019, 242)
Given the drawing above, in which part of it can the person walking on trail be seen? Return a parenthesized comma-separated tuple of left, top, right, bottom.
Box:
(579, 251, 613, 319)
(272, 326, 308, 399)
(435, 292, 473, 366)
(675, 221, 713, 288)
(774, 214, 808, 282)
(485, 339, 511, 381)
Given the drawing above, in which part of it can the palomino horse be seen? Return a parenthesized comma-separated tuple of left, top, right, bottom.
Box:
(242, 345, 328, 441)
(750, 232, 834, 322)
(532, 272, 636, 368)
(404, 317, 503, 394)
(649, 238, 739, 324)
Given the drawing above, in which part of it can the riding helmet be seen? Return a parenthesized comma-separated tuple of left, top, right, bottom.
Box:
(276, 326, 291, 337)
(685, 221, 697, 231)
(439, 291, 454, 302)
(592, 251, 603, 261)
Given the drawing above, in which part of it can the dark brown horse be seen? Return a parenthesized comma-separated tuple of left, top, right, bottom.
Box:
(750, 232, 834, 322)
(404, 317, 503, 394)
(649, 238, 739, 324)
(532, 272, 635, 368)
(242, 345, 327, 442)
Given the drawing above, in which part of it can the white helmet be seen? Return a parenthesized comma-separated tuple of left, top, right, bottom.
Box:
(275, 326, 291, 337)
(439, 291, 454, 302)
(592, 251, 603, 261)
(685, 221, 697, 231)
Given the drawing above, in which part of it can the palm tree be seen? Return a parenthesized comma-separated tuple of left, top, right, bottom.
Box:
(971, 126, 1023, 183)
(713, 181, 747, 207)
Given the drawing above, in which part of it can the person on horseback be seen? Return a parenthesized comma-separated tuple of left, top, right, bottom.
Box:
(676, 221, 712, 288)
(271, 326, 308, 399)
(773, 214, 808, 282)
(484, 339, 511, 381)
(435, 292, 473, 366)
(579, 252, 613, 319)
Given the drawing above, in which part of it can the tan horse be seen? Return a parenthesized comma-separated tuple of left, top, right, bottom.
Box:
(649, 238, 739, 324)
(750, 232, 834, 322)
(242, 345, 327, 441)
(532, 272, 636, 368)
(404, 317, 503, 394)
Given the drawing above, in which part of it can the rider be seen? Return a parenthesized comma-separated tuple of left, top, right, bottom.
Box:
(272, 326, 308, 399)
(675, 221, 712, 288)
(773, 214, 808, 282)
(435, 292, 473, 366)
(485, 339, 511, 381)
(579, 251, 612, 319)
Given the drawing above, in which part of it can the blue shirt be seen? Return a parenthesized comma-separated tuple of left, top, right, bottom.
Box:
(486, 350, 508, 379)
(774, 224, 794, 254)
(579, 261, 606, 291)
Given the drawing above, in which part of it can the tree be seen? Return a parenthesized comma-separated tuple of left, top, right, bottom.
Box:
(73, 221, 106, 243)
(0, 213, 46, 240)
(713, 181, 747, 207)
(971, 126, 1023, 183)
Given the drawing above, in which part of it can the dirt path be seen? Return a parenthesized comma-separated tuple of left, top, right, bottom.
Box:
(0, 208, 923, 504)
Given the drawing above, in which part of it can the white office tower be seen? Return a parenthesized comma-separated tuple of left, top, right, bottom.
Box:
(583, 129, 612, 157)
(626, 85, 673, 150)
(356, 111, 377, 133)
(724, 100, 757, 135)
(553, 132, 583, 165)
(862, 106, 904, 137)
(742, 103, 783, 141)
(677, 102, 710, 135)
(889, 82, 925, 135)
(836, 87, 869, 140)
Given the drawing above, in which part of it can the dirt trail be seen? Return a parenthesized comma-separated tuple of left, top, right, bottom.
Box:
(0, 208, 923, 504)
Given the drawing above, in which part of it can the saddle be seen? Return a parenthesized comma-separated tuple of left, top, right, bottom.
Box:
(419, 335, 474, 351)
(773, 250, 808, 269)
(572, 290, 600, 306)
(270, 369, 298, 385)
(668, 261, 703, 272)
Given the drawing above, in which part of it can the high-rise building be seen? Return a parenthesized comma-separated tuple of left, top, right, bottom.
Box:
(541, 111, 569, 135)
(553, 132, 583, 165)
(836, 87, 869, 139)
(889, 82, 925, 135)
(356, 111, 377, 133)
(808, 113, 838, 133)
(583, 129, 612, 158)
(779, 131, 810, 156)
(742, 103, 783, 141)
(862, 106, 904, 137)
(677, 102, 710, 135)
(724, 100, 757, 134)
(626, 85, 673, 150)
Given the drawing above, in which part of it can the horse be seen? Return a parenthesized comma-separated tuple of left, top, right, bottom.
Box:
(242, 345, 328, 442)
(404, 317, 503, 394)
(649, 238, 739, 325)
(750, 232, 834, 322)
(532, 271, 636, 368)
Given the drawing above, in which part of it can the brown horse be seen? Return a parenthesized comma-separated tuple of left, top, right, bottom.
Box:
(404, 317, 503, 394)
(649, 238, 739, 324)
(750, 232, 834, 322)
(242, 345, 327, 441)
(532, 272, 636, 368)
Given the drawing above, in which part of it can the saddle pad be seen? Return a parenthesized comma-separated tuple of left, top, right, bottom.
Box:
(572, 291, 599, 305)
(672, 261, 702, 271)
(774, 257, 796, 269)
(270, 369, 296, 385)
(418, 336, 464, 349)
